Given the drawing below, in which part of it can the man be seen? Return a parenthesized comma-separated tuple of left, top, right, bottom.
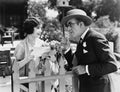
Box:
(61, 9, 118, 92)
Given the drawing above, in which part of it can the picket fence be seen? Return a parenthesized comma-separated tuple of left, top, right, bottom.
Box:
(12, 55, 79, 92)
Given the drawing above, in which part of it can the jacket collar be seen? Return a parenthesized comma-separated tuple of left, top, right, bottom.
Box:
(81, 28, 89, 40)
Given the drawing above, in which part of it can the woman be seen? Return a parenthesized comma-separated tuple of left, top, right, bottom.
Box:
(14, 17, 43, 92)
(14, 17, 43, 77)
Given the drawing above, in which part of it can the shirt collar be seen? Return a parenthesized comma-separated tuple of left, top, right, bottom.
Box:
(81, 28, 89, 40)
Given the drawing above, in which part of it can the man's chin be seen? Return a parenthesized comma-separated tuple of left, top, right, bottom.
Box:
(69, 38, 77, 44)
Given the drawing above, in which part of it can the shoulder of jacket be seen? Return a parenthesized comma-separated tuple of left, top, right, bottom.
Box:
(88, 28, 107, 40)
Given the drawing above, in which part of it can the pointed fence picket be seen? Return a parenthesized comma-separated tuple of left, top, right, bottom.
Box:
(12, 54, 79, 92)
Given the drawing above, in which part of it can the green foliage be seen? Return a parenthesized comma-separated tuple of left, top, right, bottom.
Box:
(27, 1, 46, 18)
(48, 0, 120, 22)
(109, 0, 120, 21)
(48, 0, 57, 9)
(27, 1, 63, 42)
(81, 1, 96, 17)
(41, 19, 63, 42)
(95, 0, 120, 21)
(94, 16, 112, 28)
(27, 0, 120, 42)
(69, 0, 82, 8)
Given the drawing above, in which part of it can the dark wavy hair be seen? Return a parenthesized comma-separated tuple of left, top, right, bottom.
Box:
(23, 17, 41, 36)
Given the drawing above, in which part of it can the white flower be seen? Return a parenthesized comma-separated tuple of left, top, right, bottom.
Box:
(83, 42, 87, 47)
(34, 38, 49, 47)
(83, 49, 88, 53)
(50, 40, 60, 46)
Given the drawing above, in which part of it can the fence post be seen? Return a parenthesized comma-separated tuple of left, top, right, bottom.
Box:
(12, 60, 20, 92)
(59, 56, 66, 92)
(72, 55, 79, 92)
(44, 60, 51, 92)
(29, 61, 36, 92)
(72, 75, 79, 92)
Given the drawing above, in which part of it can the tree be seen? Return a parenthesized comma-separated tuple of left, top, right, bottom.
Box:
(95, 0, 120, 21)
(47, 0, 97, 18)
(109, 0, 120, 21)
(27, 1, 46, 19)
(48, 0, 57, 9)
(48, 0, 120, 22)
(69, 0, 82, 8)
(48, 0, 82, 9)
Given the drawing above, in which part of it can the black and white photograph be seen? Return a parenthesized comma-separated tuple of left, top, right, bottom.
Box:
(0, 0, 120, 92)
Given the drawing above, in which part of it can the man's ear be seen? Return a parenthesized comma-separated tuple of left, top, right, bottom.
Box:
(78, 22, 83, 27)
(79, 22, 85, 27)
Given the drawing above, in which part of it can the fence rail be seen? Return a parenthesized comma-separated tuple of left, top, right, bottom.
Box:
(12, 55, 79, 92)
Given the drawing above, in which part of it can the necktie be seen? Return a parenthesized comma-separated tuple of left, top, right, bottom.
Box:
(72, 54, 78, 67)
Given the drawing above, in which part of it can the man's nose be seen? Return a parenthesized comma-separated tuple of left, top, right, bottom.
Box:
(67, 26, 72, 31)
(69, 29, 73, 33)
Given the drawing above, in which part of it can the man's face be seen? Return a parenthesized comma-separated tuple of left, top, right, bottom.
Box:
(66, 18, 83, 41)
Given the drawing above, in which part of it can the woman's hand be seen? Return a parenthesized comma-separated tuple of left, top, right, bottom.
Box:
(28, 55, 34, 61)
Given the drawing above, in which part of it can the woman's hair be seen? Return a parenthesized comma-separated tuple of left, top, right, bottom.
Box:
(23, 17, 41, 35)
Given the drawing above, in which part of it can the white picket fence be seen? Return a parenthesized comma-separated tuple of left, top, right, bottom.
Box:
(12, 54, 79, 92)
(0, 40, 115, 92)
(0, 40, 79, 92)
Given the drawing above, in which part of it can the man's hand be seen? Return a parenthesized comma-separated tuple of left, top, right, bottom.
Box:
(72, 65, 86, 75)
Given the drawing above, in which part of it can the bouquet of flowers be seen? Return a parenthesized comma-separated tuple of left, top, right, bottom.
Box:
(31, 40, 63, 75)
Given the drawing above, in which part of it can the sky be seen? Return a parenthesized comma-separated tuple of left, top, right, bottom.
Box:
(45, 7, 58, 19)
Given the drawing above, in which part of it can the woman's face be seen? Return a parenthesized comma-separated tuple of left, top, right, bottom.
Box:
(33, 24, 42, 38)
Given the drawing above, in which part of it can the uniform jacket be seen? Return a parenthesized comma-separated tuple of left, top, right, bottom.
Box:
(64, 29, 117, 92)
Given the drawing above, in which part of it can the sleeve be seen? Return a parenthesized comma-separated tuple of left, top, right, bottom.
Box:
(14, 43, 25, 62)
(64, 49, 74, 68)
(88, 35, 117, 76)
(86, 65, 90, 75)
(114, 32, 120, 54)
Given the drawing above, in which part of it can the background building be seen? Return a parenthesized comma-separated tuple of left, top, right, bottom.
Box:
(0, 0, 28, 38)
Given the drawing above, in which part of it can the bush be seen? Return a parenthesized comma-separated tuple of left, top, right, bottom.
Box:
(94, 15, 112, 28)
